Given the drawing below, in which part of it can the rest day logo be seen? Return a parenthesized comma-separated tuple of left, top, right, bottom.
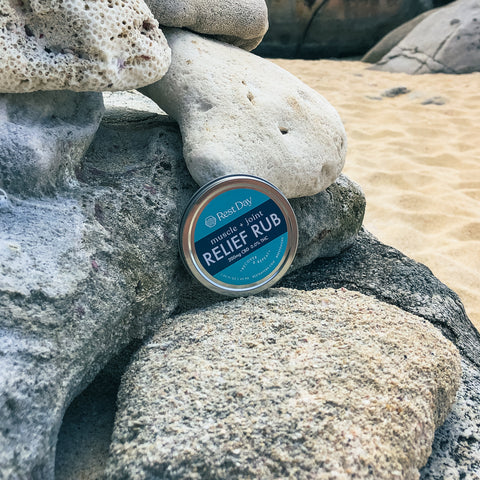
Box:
(205, 216, 217, 228)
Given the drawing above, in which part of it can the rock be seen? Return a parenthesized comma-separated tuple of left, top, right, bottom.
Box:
(421, 358, 480, 480)
(281, 228, 480, 367)
(145, 0, 268, 51)
(254, 0, 435, 58)
(0, 91, 104, 197)
(56, 224, 480, 479)
(372, 0, 480, 74)
(0, 92, 363, 479)
(382, 86, 411, 97)
(421, 96, 447, 105)
(280, 228, 480, 478)
(0, 0, 170, 93)
(140, 28, 347, 199)
(362, 9, 439, 64)
(54, 342, 141, 480)
(105, 288, 461, 480)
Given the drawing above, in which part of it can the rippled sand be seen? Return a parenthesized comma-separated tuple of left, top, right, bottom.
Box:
(273, 59, 480, 331)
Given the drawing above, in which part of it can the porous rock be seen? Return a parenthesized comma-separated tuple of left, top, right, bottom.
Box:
(140, 28, 347, 199)
(105, 288, 461, 480)
(372, 0, 480, 74)
(281, 228, 480, 479)
(0, 92, 363, 479)
(0, 0, 171, 93)
(145, 0, 268, 51)
(0, 90, 104, 197)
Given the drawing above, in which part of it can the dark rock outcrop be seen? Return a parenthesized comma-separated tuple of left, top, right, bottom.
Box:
(254, 0, 436, 58)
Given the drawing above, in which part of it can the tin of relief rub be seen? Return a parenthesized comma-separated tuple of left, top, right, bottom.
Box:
(179, 175, 298, 296)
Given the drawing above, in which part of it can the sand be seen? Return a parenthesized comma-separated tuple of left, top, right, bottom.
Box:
(272, 59, 480, 332)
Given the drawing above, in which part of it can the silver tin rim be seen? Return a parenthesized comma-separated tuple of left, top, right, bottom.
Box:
(179, 175, 298, 296)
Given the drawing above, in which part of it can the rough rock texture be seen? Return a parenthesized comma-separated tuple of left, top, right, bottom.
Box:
(373, 0, 480, 74)
(54, 226, 479, 479)
(105, 288, 461, 480)
(281, 228, 480, 479)
(421, 358, 480, 479)
(0, 93, 363, 479)
(281, 229, 480, 367)
(0, 109, 192, 480)
(140, 29, 347, 199)
(362, 10, 438, 64)
(145, 0, 268, 51)
(254, 0, 435, 58)
(0, 0, 171, 93)
(0, 90, 104, 197)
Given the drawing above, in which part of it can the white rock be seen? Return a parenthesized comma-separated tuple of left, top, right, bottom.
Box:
(140, 29, 347, 199)
(145, 0, 268, 50)
(0, 0, 171, 93)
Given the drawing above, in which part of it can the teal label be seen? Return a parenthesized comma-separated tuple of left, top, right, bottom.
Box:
(194, 188, 288, 286)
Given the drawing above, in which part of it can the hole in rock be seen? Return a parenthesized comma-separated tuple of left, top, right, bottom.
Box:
(142, 20, 154, 31)
(24, 25, 34, 37)
(279, 127, 289, 135)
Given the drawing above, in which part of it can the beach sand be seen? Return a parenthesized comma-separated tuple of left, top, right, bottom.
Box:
(273, 59, 480, 332)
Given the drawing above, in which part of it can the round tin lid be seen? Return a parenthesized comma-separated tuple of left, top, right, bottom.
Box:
(179, 175, 298, 296)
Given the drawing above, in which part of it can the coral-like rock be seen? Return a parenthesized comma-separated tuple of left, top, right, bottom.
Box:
(0, 0, 171, 93)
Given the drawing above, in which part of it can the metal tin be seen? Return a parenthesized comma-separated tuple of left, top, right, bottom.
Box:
(179, 175, 298, 296)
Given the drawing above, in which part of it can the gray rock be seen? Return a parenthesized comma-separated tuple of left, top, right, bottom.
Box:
(362, 9, 439, 64)
(0, 91, 104, 197)
(281, 228, 480, 479)
(105, 288, 461, 480)
(255, 0, 435, 58)
(145, 0, 268, 51)
(0, 92, 364, 479)
(382, 86, 411, 97)
(0, 104, 192, 480)
(140, 29, 347, 199)
(56, 223, 479, 479)
(373, 0, 480, 74)
(421, 358, 480, 480)
(0, 189, 11, 211)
